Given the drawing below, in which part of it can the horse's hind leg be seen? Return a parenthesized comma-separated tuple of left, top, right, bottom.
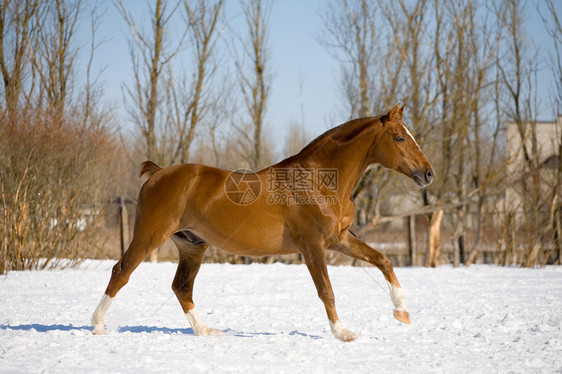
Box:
(171, 231, 222, 336)
(92, 226, 172, 335)
(332, 230, 410, 324)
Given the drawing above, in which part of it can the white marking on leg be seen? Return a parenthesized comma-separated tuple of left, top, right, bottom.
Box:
(386, 281, 408, 312)
(186, 308, 223, 336)
(329, 320, 357, 342)
(92, 294, 113, 335)
(186, 308, 207, 336)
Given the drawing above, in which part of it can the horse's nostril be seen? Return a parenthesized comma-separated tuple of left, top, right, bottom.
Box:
(425, 169, 434, 182)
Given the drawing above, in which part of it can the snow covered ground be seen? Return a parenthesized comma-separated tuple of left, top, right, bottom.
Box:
(0, 261, 561, 373)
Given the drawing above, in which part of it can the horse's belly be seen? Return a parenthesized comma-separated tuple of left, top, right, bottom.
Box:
(203, 226, 289, 257)
(190, 208, 291, 257)
(182, 169, 295, 256)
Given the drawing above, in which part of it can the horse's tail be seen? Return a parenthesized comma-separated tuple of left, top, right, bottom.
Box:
(138, 161, 162, 180)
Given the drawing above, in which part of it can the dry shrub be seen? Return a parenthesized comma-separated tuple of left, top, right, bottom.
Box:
(0, 110, 121, 273)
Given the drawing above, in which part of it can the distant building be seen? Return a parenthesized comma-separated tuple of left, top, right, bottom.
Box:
(505, 115, 562, 212)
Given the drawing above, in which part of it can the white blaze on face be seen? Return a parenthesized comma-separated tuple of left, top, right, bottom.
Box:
(402, 124, 420, 148)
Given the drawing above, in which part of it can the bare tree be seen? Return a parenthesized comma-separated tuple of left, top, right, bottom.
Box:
(540, 0, 562, 114)
(383, 0, 435, 142)
(499, 0, 546, 267)
(383, 0, 443, 267)
(168, 0, 224, 164)
(116, 0, 185, 262)
(0, 1, 124, 274)
(0, 0, 42, 113)
(320, 0, 396, 232)
(429, 0, 502, 267)
(116, 0, 182, 164)
(317, 0, 557, 267)
(29, 0, 81, 117)
(81, 3, 108, 127)
(321, 0, 379, 118)
(235, 0, 272, 171)
(537, 0, 562, 265)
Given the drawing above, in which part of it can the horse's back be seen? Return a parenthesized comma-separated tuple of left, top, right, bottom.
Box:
(137, 163, 290, 256)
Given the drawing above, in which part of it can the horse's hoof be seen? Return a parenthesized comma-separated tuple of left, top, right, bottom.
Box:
(330, 321, 357, 342)
(92, 328, 104, 335)
(333, 328, 357, 342)
(342, 331, 357, 342)
(393, 310, 411, 324)
(195, 327, 223, 336)
(207, 328, 224, 336)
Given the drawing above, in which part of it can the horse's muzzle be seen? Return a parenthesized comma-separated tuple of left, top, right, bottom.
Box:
(413, 168, 434, 187)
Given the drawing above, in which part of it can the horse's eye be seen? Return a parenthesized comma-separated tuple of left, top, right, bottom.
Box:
(395, 136, 405, 143)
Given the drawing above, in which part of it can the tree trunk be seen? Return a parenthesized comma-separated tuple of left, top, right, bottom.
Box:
(119, 196, 129, 257)
(465, 198, 485, 266)
(554, 208, 562, 265)
(426, 209, 444, 268)
(453, 206, 465, 268)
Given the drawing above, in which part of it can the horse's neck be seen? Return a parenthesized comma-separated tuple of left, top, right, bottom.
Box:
(284, 118, 379, 199)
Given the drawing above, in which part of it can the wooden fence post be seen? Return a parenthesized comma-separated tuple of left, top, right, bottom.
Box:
(407, 215, 416, 266)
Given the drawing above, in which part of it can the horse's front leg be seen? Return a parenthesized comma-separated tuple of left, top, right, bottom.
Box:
(332, 230, 411, 325)
(300, 245, 357, 342)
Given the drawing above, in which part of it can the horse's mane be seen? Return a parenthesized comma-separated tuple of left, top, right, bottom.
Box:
(268, 115, 381, 170)
(297, 116, 378, 157)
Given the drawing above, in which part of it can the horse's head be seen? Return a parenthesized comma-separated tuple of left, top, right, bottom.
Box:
(371, 104, 434, 187)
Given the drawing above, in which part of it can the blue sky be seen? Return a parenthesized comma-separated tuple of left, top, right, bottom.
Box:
(79, 0, 342, 151)
(78, 0, 560, 156)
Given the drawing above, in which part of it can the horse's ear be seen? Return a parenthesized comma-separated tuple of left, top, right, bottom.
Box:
(381, 103, 401, 125)
(399, 104, 406, 118)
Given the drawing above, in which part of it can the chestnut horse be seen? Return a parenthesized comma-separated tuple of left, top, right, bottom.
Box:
(92, 104, 434, 341)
